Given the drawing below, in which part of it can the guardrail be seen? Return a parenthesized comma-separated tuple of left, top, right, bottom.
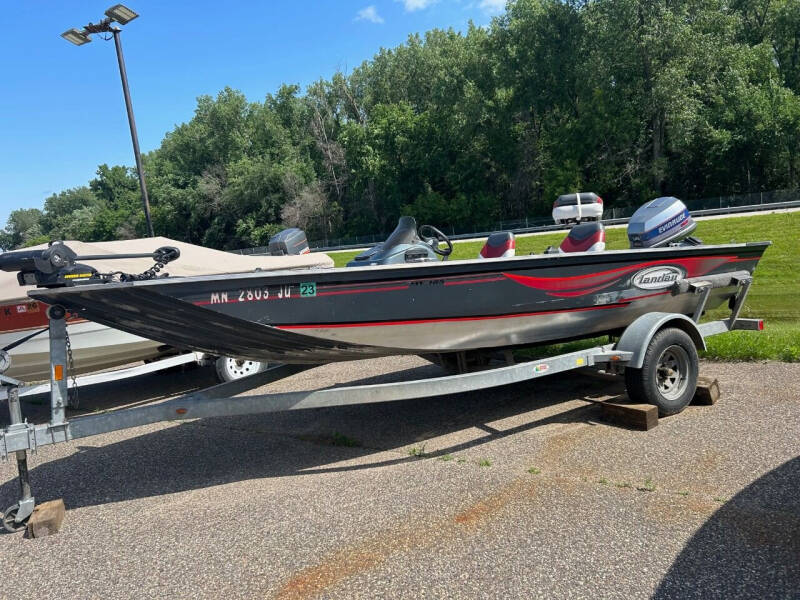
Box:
(310, 199, 799, 253)
(231, 196, 798, 255)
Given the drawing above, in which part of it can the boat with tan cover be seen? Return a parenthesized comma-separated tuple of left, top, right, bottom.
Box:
(0, 236, 332, 380)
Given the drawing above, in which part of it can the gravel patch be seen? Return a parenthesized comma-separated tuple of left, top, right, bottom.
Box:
(1, 358, 798, 599)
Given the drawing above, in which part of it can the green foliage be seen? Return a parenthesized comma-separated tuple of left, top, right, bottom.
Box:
(4, 1, 800, 249)
(0, 208, 45, 250)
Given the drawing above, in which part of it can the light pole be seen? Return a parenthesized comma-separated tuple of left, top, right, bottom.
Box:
(61, 4, 155, 237)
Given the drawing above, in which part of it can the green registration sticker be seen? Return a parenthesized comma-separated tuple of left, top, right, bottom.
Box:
(300, 282, 317, 297)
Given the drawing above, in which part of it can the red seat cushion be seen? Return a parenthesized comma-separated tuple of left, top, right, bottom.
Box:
(479, 232, 516, 259)
(559, 222, 606, 253)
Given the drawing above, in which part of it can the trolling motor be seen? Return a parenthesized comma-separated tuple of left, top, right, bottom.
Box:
(0, 241, 181, 288)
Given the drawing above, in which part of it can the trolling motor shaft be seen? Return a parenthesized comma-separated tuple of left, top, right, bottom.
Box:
(0, 241, 180, 288)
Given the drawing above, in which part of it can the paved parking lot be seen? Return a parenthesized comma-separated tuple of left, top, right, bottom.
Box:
(1, 358, 798, 599)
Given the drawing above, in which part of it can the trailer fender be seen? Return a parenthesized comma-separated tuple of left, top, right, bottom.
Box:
(616, 312, 705, 369)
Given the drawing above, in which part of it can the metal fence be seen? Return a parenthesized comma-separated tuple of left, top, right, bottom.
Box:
(231, 189, 798, 255)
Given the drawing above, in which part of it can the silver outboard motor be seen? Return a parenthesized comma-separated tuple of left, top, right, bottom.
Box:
(627, 197, 699, 248)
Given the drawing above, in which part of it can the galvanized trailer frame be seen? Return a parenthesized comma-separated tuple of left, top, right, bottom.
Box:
(0, 352, 204, 401)
(0, 272, 761, 532)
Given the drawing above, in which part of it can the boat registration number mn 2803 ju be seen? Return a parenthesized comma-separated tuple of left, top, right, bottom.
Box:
(208, 282, 317, 305)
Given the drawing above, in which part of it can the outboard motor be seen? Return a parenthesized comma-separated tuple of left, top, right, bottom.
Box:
(627, 197, 699, 248)
(558, 222, 606, 253)
(552, 192, 603, 224)
(478, 232, 515, 259)
(269, 228, 310, 256)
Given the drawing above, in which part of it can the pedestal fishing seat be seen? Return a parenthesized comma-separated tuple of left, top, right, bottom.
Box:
(478, 232, 516, 259)
(559, 222, 606, 253)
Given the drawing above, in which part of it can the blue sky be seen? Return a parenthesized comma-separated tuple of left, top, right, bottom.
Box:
(0, 0, 506, 228)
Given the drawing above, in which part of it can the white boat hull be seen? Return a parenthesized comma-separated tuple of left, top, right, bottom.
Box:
(0, 321, 163, 382)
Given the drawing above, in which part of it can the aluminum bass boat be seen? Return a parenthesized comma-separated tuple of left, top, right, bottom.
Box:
(2, 197, 769, 364)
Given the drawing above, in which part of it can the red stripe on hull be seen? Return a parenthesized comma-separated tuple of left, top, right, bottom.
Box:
(444, 277, 506, 287)
(190, 254, 753, 307)
(277, 302, 628, 329)
(317, 285, 409, 297)
(504, 256, 739, 295)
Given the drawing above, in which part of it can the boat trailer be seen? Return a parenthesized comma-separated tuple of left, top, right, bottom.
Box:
(0, 272, 762, 533)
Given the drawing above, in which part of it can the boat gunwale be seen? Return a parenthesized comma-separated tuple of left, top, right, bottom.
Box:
(28, 241, 771, 299)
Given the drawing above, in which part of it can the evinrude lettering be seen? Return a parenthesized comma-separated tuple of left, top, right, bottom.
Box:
(656, 210, 689, 235)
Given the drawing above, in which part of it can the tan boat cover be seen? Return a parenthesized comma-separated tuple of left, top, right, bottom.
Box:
(0, 237, 333, 304)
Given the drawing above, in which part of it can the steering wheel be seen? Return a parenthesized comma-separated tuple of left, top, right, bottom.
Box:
(418, 224, 453, 260)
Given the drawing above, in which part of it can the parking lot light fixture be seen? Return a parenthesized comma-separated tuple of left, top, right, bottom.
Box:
(105, 4, 139, 25)
(61, 28, 92, 46)
(60, 5, 154, 237)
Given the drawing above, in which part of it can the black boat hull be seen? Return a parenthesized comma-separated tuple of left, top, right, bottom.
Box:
(29, 243, 769, 363)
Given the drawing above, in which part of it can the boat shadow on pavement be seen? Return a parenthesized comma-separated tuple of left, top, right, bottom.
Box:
(652, 455, 800, 598)
(0, 359, 619, 513)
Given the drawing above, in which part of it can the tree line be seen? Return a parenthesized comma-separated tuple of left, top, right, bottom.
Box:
(2, 0, 798, 251)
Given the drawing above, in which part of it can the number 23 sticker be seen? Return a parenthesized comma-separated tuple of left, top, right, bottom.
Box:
(300, 282, 317, 297)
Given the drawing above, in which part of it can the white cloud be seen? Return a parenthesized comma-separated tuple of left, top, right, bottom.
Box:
(398, 0, 438, 12)
(478, 0, 505, 13)
(355, 5, 385, 23)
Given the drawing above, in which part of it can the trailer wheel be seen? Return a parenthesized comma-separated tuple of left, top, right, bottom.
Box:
(215, 357, 268, 383)
(624, 327, 698, 416)
(2, 504, 27, 533)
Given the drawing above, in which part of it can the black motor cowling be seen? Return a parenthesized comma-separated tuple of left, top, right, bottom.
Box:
(269, 228, 310, 256)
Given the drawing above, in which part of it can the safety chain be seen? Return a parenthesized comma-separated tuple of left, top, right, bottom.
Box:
(64, 323, 78, 409)
(120, 259, 168, 281)
(117, 247, 181, 282)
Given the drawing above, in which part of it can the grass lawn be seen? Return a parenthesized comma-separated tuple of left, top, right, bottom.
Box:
(324, 212, 798, 361)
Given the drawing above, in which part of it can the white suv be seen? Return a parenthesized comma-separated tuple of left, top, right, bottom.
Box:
(552, 192, 604, 224)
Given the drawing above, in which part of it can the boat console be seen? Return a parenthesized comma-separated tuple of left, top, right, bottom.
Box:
(346, 217, 453, 267)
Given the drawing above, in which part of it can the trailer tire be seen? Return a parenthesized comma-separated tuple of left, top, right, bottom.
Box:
(215, 357, 268, 383)
(624, 327, 698, 416)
